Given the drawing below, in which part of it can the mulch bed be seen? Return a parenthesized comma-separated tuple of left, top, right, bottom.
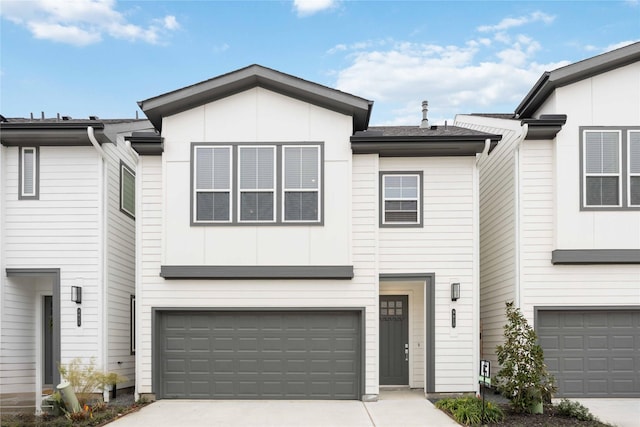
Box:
(486, 404, 613, 426)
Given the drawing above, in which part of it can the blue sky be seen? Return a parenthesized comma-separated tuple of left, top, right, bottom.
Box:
(1, 0, 638, 125)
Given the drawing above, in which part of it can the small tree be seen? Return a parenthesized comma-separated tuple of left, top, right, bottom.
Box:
(495, 301, 556, 413)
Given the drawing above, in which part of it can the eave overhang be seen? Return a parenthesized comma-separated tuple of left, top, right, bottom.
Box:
(125, 132, 164, 155)
(0, 122, 111, 146)
(516, 42, 640, 118)
(522, 114, 567, 140)
(350, 134, 502, 157)
(138, 64, 374, 133)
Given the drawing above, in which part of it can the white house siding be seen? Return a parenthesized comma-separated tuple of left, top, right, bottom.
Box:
(454, 115, 522, 371)
(103, 136, 139, 389)
(378, 156, 478, 393)
(518, 139, 640, 321)
(550, 62, 640, 250)
(1, 146, 102, 393)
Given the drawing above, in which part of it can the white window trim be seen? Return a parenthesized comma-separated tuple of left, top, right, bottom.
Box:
(120, 162, 135, 219)
(282, 145, 321, 223)
(381, 173, 421, 226)
(238, 145, 277, 223)
(20, 146, 38, 199)
(582, 130, 622, 208)
(628, 130, 640, 208)
(193, 145, 233, 223)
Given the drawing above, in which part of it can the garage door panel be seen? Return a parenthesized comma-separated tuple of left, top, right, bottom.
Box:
(158, 311, 361, 399)
(538, 310, 640, 398)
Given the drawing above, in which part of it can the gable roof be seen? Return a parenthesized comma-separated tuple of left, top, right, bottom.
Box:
(138, 64, 374, 133)
(515, 42, 640, 118)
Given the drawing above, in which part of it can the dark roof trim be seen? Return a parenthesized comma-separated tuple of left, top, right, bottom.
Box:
(160, 265, 354, 280)
(522, 114, 567, 140)
(0, 121, 111, 146)
(139, 64, 373, 132)
(551, 249, 640, 265)
(350, 134, 501, 157)
(516, 42, 640, 118)
(126, 132, 164, 155)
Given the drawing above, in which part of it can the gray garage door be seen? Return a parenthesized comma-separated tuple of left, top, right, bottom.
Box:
(156, 310, 361, 399)
(537, 309, 640, 397)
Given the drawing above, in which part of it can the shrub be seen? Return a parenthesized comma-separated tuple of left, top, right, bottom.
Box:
(58, 358, 127, 407)
(556, 399, 597, 421)
(435, 396, 504, 425)
(495, 301, 557, 413)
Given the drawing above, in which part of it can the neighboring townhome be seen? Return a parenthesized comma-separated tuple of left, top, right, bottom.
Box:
(129, 64, 501, 401)
(0, 116, 152, 412)
(455, 42, 640, 398)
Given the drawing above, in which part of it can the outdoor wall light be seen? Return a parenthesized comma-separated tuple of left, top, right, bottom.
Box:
(71, 286, 82, 304)
(451, 282, 460, 301)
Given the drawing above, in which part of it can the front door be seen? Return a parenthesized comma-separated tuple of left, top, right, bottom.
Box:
(43, 296, 54, 386)
(379, 295, 409, 385)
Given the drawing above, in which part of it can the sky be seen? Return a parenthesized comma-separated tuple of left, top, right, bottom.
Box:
(0, 1, 638, 126)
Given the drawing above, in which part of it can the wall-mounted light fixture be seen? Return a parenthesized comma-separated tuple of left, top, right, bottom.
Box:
(451, 282, 460, 301)
(71, 286, 82, 304)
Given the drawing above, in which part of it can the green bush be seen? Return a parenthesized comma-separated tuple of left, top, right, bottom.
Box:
(556, 399, 597, 421)
(435, 396, 504, 425)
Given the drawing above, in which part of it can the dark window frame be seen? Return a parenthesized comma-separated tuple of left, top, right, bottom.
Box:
(580, 126, 640, 211)
(130, 295, 135, 355)
(379, 171, 424, 228)
(19, 146, 39, 200)
(120, 161, 136, 219)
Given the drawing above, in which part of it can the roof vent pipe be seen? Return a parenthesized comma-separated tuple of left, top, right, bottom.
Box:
(420, 100, 429, 128)
(41, 111, 45, 120)
(57, 113, 60, 121)
(30, 112, 34, 120)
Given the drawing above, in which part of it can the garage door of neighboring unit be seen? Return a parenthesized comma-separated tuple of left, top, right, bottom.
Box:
(537, 309, 640, 397)
(156, 310, 361, 399)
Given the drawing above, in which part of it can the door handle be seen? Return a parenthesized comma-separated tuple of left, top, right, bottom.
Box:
(404, 343, 409, 361)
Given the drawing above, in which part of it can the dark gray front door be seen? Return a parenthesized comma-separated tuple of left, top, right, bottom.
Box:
(538, 309, 640, 397)
(379, 295, 409, 385)
(43, 295, 54, 386)
(157, 310, 361, 399)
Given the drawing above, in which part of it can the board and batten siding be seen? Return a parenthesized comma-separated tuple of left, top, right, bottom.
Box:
(454, 115, 523, 371)
(1, 146, 102, 393)
(103, 135, 139, 389)
(378, 156, 479, 393)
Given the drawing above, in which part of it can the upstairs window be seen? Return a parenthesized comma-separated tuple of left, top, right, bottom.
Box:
(380, 172, 423, 227)
(192, 143, 322, 224)
(581, 128, 639, 210)
(19, 146, 39, 200)
(120, 162, 136, 219)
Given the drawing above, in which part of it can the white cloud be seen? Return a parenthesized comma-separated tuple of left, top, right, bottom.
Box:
(0, 0, 179, 46)
(293, 0, 337, 17)
(603, 40, 638, 52)
(478, 11, 555, 33)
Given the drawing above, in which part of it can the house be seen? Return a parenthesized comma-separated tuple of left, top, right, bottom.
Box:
(0, 116, 152, 412)
(129, 64, 501, 401)
(455, 42, 640, 398)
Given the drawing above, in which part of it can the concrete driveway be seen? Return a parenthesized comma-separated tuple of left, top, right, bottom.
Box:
(108, 389, 459, 427)
(573, 399, 640, 427)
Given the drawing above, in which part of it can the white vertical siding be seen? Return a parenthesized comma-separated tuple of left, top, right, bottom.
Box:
(378, 156, 478, 393)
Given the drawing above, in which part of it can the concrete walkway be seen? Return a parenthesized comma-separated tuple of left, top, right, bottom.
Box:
(108, 389, 460, 427)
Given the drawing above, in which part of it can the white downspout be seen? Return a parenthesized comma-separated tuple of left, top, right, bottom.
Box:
(513, 124, 528, 309)
(88, 127, 109, 402)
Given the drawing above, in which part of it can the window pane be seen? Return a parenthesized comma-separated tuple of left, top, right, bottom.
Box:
(284, 192, 318, 221)
(586, 176, 619, 206)
(240, 147, 274, 190)
(197, 192, 230, 221)
(196, 148, 213, 189)
(385, 211, 418, 222)
(197, 147, 230, 190)
(240, 192, 274, 221)
(284, 146, 319, 189)
(213, 193, 230, 221)
(585, 132, 619, 173)
(122, 167, 135, 215)
(602, 134, 619, 173)
(630, 176, 640, 206)
(385, 200, 418, 212)
(630, 132, 640, 173)
(400, 176, 418, 198)
(23, 149, 34, 195)
(213, 148, 231, 189)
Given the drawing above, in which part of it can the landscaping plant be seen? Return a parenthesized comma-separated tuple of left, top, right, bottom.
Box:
(57, 358, 127, 408)
(556, 399, 598, 421)
(435, 396, 504, 425)
(495, 301, 557, 413)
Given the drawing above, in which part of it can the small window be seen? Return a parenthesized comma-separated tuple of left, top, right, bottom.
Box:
(628, 131, 640, 207)
(380, 172, 423, 227)
(120, 162, 135, 218)
(283, 146, 320, 222)
(130, 295, 135, 355)
(194, 146, 232, 222)
(583, 131, 621, 207)
(238, 146, 276, 222)
(19, 146, 39, 199)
